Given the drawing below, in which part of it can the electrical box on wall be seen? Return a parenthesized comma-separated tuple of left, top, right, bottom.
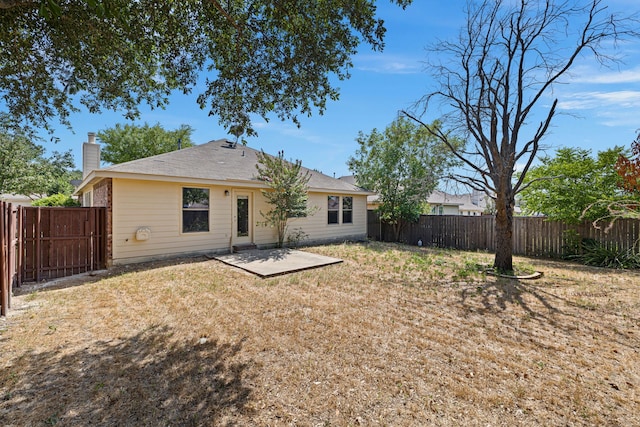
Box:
(135, 227, 151, 241)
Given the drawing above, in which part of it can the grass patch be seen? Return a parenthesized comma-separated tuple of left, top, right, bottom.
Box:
(1, 242, 639, 426)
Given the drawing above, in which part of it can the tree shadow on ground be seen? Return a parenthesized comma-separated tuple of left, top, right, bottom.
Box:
(458, 277, 639, 351)
(461, 278, 559, 320)
(0, 325, 255, 426)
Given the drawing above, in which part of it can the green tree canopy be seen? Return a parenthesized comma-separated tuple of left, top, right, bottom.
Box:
(348, 117, 461, 241)
(519, 146, 634, 223)
(97, 123, 194, 164)
(32, 193, 80, 207)
(0, 129, 76, 197)
(578, 131, 640, 228)
(1, 0, 411, 137)
(255, 150, 313, 248)
(616, 131, 640, 194)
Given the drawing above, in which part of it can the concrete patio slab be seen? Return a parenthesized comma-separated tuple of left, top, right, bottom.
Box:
(213, 248, 342, 278)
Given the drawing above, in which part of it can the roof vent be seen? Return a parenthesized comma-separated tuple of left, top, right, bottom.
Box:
(225, 139, 237, 149)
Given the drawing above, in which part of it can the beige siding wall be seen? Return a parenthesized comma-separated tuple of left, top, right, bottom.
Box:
(430, 205, 461, 216)
(442, 205, 460, 215)
(253, 191, 278, 245)
(215, 191, 367, 247)
(284, 192, 367, 244)
(111, 179, 236, 264)
(108, 179, 367, 264)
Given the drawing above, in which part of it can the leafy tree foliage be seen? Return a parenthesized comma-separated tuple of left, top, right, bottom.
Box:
(405, 0, 638, 271)
(0, 129, 76, 197)
(97, 123, 194, 164)
(582, 131, 640, 228)
(519, 147, 632, 223)
(46, 167, 82, 196)
(1, 0, 411, 137)
(255, 150, 313, 248)
(348, 117, 460, 242)
(32, 193, 80, 207)
(616, 131, 640, 194)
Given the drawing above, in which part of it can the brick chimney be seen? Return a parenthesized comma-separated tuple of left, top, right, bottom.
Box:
(82, 132, 100, 179)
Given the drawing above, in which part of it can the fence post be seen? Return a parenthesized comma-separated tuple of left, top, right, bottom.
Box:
(1, 202, 8, 316)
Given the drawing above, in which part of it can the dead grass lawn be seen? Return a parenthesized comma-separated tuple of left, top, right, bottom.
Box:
(1, 241, 639, 426)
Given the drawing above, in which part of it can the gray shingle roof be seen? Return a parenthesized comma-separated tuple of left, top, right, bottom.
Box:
(93, 139, 369, 194)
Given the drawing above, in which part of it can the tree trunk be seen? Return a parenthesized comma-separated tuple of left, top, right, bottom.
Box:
(277, 218, 286, 248)
(494, 187, 514, 272)
(393, 222, 402, 242)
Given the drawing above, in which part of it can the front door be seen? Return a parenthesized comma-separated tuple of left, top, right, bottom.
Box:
(233, 192, 252, 245)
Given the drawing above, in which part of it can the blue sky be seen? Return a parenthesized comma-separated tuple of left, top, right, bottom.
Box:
(40, 0, 640, 179)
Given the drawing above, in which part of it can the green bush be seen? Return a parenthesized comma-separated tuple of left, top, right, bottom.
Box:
(32, 193, 80, 207)
(286, 228, 309, 248)
(561, 229, 583, 258)
(569, 238, 640, 269)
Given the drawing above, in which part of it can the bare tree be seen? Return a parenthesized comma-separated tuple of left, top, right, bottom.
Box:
(405, 0, 639, 271)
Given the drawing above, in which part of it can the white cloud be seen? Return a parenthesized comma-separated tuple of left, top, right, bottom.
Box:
(251, 121, 269, 130)
(557, 90, 640, 110)
(569, 67, 640, 84)
(249, 120, 342, 147)
(594, 110, 640, 128)
(355, 54, 421, 74)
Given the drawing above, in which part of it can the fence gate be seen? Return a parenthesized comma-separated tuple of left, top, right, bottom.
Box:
(20, 206, 107, 283)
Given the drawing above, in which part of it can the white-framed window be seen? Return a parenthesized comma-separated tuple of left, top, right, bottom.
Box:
(182, 187, 209, 232)
(328, 195, 339, 224)
(342, 196, 353, 224)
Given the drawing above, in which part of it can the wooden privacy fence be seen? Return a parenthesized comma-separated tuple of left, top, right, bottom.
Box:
(1, 205, 107, 316)
(367, 211, 640, 258)
(20, 207, 107, 283)
(1, 201, 17, 316)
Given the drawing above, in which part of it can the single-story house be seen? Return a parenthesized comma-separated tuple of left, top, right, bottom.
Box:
(74, 133, 372, 266)
(0, 194, 42, 206)
(426, 190, 485, 216)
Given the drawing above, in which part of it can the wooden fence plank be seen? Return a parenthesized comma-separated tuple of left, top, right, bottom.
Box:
(19, 207, 107, 283)
(1, 202, 8, 316)
(0, 201, 17, 315)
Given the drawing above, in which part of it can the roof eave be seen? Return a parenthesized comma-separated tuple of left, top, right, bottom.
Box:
(73, 170, 371, 195)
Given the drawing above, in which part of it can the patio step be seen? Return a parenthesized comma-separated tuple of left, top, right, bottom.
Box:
(232, 243, 257, 253)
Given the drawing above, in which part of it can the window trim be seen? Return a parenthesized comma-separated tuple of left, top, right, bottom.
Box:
(182, 187, 210, 233)
(327, 195, 339, 224)
(327, 195, 355, 225)
(342, 196, 353, 224)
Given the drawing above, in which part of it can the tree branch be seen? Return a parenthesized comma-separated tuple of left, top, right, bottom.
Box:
(209, 0, 244, 35)
(0, 0, 38, 9)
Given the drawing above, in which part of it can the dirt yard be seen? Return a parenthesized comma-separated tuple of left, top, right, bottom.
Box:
(1, 242, 639, 426)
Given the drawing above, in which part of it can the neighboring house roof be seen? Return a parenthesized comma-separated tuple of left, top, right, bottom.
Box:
(76, 140, 373, 195)
(337, 175, 356, 186)
(428, 190, 484, 213)
(336, 177, 490, 213)
(0, 193, 40, 206)
(428, 190, 465, 206)
(338, 175, 380, 204)
(458, 201, 484, 213)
